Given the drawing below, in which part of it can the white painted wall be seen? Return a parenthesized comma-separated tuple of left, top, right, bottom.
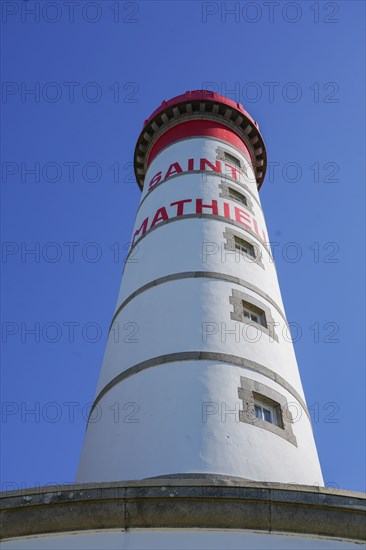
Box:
(78, 362, 322, 484)
(96, 278, 303, 394)
(2, 529, 361, 550)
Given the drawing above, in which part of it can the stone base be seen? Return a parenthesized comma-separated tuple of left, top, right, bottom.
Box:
(1, 476, 365, 545)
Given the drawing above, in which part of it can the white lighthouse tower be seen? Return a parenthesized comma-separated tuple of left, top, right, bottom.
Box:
(2, 91, 364, 549)
(77, 90, 323, 486)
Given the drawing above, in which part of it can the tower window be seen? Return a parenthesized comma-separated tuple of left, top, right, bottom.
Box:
(217, 146, 248, 177)
(223, 228, 264, 269)
(253, 393, 284, 429)
(242, 300, 267, 328)
(238, 376, 297, 446)
(224, 152, 241, 168)
(230, 289, 278, 342)
(228, 187, 247, 206)
(234, 236, 255, 258)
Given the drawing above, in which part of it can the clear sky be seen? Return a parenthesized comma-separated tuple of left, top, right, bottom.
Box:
(1, 0, 365, 493)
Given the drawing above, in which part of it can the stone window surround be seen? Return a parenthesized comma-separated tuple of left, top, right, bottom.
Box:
(215, 144, 259, 202)
(233, 237, 255, 259)
(238, 375, 297, 446)
(218, 181, 254, 214)
(216, 145, 249, 178)
(215, 144, 257, 217)
(223, 227, 265, 270)
(198, 170, 261, 216)
(230, 288, 278, 342)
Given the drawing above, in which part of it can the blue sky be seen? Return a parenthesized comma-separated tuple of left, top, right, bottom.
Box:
(1, 1, 365, 493)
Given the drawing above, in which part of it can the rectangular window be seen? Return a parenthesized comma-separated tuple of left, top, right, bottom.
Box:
(228, 187, 247, 206)
(239, 377, 297, 445)
(234, 236, 255, 258)
(242, 300, 267, 328)
(253, 394, 283, 428)
(224, 152, 241, 168)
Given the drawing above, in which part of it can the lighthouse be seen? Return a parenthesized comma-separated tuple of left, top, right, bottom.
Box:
(76, 90, 323, 486)
(2, 91, 364, 548)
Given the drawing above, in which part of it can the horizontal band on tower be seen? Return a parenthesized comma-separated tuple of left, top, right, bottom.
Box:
(86, 352, 310, 426)
(110, 271, 287, 332)
(125, 213, 273, 264)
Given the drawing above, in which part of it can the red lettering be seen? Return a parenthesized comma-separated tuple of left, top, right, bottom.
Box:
(170, 199, 192, 216)
(188, 158, 194, 171)
(224, 163, 241, 181)
(200, 158, 221, 173)
(234, 207, 251, 229)
(223, 202, 231, 219)
(151, 207, 169, 228)
(165, 162, 183, 179)
(149, 171, 162, 190)
(196, 199, 218, 215)
(132, 217, 149, 246)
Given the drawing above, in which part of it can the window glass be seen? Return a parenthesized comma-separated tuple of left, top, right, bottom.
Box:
(242, 300, 267, 329)
(228, 187, 247, 205)
(224, 152, 241, 168)
(263, 408, 272, 423)
(253, 395, 282, 428)
(234, 237, 255, 258)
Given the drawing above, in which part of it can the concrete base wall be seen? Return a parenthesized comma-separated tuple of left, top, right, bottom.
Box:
(1, 478, 365, 546)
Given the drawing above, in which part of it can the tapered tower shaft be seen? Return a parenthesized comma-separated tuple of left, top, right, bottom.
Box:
(77, 91, 323, 486)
